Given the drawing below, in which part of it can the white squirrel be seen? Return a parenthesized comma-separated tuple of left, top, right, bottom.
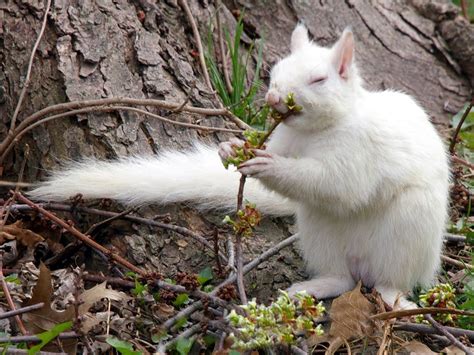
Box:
(30, 25, 449, 308)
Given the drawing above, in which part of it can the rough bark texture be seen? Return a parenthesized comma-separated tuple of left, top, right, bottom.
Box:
(0, 0, 472, 299)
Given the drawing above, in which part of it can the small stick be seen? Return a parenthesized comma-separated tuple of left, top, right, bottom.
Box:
(0, 332, 79, 344)
(424, 314, 473, 355)
(394, 321, 474, 342)
(178, 0, 213, 92)
(460, 0, 469, 20)
(10, 203, 228, 264)
(0, 252, 27, 335)
(0, 302, 44, 320)
(371, 307, 474, 321)
(442, 254, 473, 270)
(444, 233, 467, 243)
(85, 207, 136, 236)
(9, 0, 51, 132)
(216, 1, 233, 94)
(449, 97, 474, 153)
(15, 193, 147, 276)
(161, 323, 201, 351)
(451, 155, 474, 170)
(0, 348, 66, 355)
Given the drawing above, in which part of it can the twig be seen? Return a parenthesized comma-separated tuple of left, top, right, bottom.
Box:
(163, 233, 300, 330)
(10, 203, 228, 263)
(84, 207, 136, 236)
(371, 307, 474, 321)
(178, 0, 213, 92)
(13, 105, 241, 153)
(162, 323, 201, 351)
(424, 314, 473, 355)
(0, 302, 44, 320)
(451, 155, 474, 170)
(0, 332, 79, 344)
(0, 181, 33, 188)
(226, 234, 235, 270)
(394, 321, 474, 342)
(0, 97, 243, 164)
(0, 252, 27, 335)
(216, 1, 233, 94)
(14, 193, 147, 276)
(460, 0, 469, 20)
(442, 254, 473, 270)
(444, 233, 467, 243)
(0, 348, 66, 355)
(9, 0, 51, 132)
(233, 118, 285, 304)
(449, 97, 474, 153)
(1, 145, 29, 226)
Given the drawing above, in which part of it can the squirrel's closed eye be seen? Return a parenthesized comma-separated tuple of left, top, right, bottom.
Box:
(309, 77, 327, 85)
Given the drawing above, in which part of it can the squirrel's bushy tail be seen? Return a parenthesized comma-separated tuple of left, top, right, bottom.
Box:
(28, 144, 295, 217)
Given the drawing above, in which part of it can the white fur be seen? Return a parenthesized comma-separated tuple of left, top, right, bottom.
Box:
(30, 26, 449, 308)
(29, 144, 295, 216)
(239, 26, 449, 308)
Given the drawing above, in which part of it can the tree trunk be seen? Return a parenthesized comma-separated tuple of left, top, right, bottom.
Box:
(0, 0, 471, 299)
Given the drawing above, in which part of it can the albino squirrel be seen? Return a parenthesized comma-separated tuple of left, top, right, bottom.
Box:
(30, 25, 449, 309)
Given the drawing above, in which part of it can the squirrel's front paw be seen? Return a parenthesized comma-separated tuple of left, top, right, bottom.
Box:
(218, 138, 245, 162)
(238, 149, 276, 178)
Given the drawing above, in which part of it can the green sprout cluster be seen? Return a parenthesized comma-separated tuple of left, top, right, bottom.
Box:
(223, 202, 262, 237)
(416, 283, 458, 324)
(227, 290, 325, 350)
(222, 92, 303, 170)
(222, 130, 266, 169)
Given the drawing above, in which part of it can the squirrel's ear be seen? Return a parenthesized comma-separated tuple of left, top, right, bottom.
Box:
(331, 28, 354, 80)
(291, 24, 310, 53)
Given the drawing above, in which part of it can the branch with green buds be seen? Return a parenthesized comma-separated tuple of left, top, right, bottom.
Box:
(416, 283, 458, 325)
(222, 92, 303, 304)
(227, 290, 325, 350)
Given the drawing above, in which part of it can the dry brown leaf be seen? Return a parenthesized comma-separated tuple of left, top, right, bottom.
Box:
(401, 340, 436, 354)
(442, 345, 474, 354)
(23, 263, 76, 353)
(329, 281, 376, 340)
(0, 221, 44, 248)
(78, 281, 129, 315)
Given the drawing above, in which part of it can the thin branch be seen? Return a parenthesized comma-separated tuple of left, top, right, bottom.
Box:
(9, 0, 51, 132)
(0, 252, 27, 335)
(451, 155, 474, 170)
(10, 105, 241, 161)
(424, 314, 473, 355)
(0, 97, 243, 164)
(14, 193, 147, 276)
(178, 0, 213, 92)
(394, 321, 474, 342)
(162, 323, 201, 351)
(449, 97, 474, 153)
(216, 2, 233, 94)
(0, 348, 66, 355)
(84, 207, 136, 236)
(0, 332, 79, 344)
(0, 302, 44, 320)
(442, 254, 473, 270)
(460, 0, 469, 20)
(10, 203, 228, 264)
(444, 233, 467, 243)
(371, 307, 474, 321)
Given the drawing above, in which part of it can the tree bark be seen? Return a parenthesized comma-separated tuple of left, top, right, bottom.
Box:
(0, 0, 471, 298)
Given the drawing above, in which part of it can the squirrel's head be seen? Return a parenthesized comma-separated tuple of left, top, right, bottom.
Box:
(266, 24, 362, 131)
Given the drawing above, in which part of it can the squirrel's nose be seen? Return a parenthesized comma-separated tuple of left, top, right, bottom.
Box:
(265, 90, 281, 107)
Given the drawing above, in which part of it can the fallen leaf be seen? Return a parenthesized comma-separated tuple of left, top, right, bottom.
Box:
(78, 281, 129, 316)
(329, 281, 376, 340)
(176, 239, 188, 248)
(0, 221, 44, 248)
(442, 345, 474, 354)
(402, 340, 436, 354)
